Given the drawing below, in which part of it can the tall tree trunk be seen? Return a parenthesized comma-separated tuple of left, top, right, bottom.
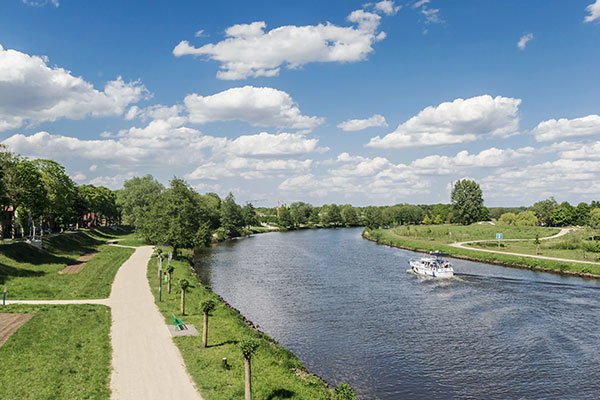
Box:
(167, 272, 172, 294)
(244, 357, 252, 400)
(180, 289, 185, 316)
(202, 312, 208, 348)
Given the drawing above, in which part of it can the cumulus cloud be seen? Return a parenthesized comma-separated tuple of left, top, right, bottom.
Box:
(560, 141, 600, 160)
(517, 33, 533, 50)
(173, 8, 388, 79)
(184, 86, 323, 131)
(367, 95, 521, 149)
(530, 114, 600, 142)
(585, 0, 600, 22)
(337, 114, 388, 131)
(373, 1, 401, 16)
(0, 44, 147, 131)
(222, 132, 322, 157)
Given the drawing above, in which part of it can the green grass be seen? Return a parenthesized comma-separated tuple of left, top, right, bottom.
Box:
(366, 224, 600, 275)
(0, 304, 112, 400)
(147, 250, 332, 400)
(0, 229, 134, 299)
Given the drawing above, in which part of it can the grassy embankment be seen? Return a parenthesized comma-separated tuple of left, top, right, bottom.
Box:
(0, 304, 112, 400)
(365, 224, 600, 275)
(147, 249, 333, 400)
(0, 227, 134, 299)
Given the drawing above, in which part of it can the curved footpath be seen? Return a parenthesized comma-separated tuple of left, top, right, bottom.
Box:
(450, 228, 600, 266)
(6, 245, 202, 400)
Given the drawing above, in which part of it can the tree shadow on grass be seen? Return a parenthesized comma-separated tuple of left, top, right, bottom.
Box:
(208, 339, 239, 348)
(265, 389, 295, 399)
(0, 243, 74, 266)
(0, 263, 45, 284)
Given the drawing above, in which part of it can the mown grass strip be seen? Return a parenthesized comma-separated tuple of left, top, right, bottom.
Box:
(147, 250, 332, 400)
(0, 304, 112, 400)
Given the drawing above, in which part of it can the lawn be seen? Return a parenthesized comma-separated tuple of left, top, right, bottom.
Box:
(0, 304, 112, 400)
(366, 224, 600, 275)
(0, 229, 134, 299)
(146, 250, 333, 400)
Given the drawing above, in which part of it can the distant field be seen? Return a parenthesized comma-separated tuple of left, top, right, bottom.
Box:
(0, 304, 111, 400)
(366, 224, 600, 275)
(0, 228, 134, 299)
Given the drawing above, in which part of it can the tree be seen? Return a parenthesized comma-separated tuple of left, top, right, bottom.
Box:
(433, 214, 443, 224)
(308, 207, 320, 225)
(289, 202, 312, 227)
(515, 211, 538, 226)
(220, 192, 244, 238)
(277, 206, 293, 229)
(116, 175, 163, 227)
(574, 202, 591, 226)
(552, 202, 575, 226)
(14, 159, 47, 236)
(422, 214, 432, 225)
(451, 179, 484, 225)
(341, 205, 359, 226)
(200, 299, 216, 348)
(590, 208, 600, 241)
(363, 206, 382, 229)
(239, 339, 259, 400)
(179, 279, 190, 316)
(530, 198, 557, 226)
(33, 159, 76, 233)
(166, 265, 174, 294)
(241, 202, 259, 228)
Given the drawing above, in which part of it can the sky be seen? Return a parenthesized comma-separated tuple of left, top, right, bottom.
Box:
(1, 0, 599, 207)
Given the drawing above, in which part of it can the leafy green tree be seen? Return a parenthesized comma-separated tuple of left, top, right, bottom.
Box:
(364, 206, 382, 229)
(341, 205, 359, 226)
(451, 179, 484, 225)
(434, 214, 443, 224)
(422, 214, 432, 225)
(552, 201, 575, 226)
(591, 208, 600, 230)
(574, 202, 591, 226)
(220, 192, 244, 238)
(397, 204, 424, 225)
(308, 207, 320, 225)
(241, 202, 259, 228)
(239, 339, 259, 400)
(14, 159, 47, 235)
(200, 299, 216, 348)
(117, 175, 164, 227)
(289, 202, 312, 227)
(33, 159, 76, 232)
(530, 198, 557, 226)
(499, 212, 517, 225)
(278, 206, 293, 229)
(320, 204, 342, 226)
(515, 211, 538, 226)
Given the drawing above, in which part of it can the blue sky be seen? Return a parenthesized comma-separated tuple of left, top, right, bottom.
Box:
(1, 0, 599, 207)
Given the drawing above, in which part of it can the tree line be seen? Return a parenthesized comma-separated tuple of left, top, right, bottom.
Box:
(0, 145, 119, 239)
(497, 198, 600, 228)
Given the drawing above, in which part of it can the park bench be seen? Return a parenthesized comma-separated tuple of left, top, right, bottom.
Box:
(171, 313, 187, 331)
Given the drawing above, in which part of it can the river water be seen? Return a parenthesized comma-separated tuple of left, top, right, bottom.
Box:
(193, 228, 600, 399)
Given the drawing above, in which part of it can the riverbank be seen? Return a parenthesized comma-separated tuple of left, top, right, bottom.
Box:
(363, 226, 600, 278)
(146, 248, 335, 400)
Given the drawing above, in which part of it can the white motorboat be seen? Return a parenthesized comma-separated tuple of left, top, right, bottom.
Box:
(409, 252, 454, 278)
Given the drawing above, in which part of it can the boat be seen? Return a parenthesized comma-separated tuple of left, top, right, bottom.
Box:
(409, 252, 454, 278)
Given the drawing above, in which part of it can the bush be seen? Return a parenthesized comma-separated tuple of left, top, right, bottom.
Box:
(334, 383, 357, 400)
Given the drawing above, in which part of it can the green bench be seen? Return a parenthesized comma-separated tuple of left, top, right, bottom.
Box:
(171, 313, 187, 331)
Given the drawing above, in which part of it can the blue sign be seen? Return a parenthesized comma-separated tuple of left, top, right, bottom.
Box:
(496, 233, 503, 239)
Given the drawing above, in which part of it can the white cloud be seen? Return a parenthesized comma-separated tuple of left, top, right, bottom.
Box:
(421, 7, 442, 24)
(585, 0, 600, 22)
(184, 86, 323, 131)
(89, 164, 98, 172)
(22, 0, 59, 7)
(89, 173, 136, 189)
(412, 0, 430, 7)
(367, 95, 521, 149)
(222, 132, 322, 157)
(173, 8, 388, 80)
(374, 1, 400, 16)
(559, 141, 600, 160)
(185, 158, 312, 181)
(517, 33, 533, 50)
(337, 114, 388, 131)
(530, 114, 600, 142)
(0, 44, 147, 131)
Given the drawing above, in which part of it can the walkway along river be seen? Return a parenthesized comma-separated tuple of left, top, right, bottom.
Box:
(193, 228, 600, 399)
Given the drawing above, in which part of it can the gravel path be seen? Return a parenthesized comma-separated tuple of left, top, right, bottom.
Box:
(450, 228, 600, 266)
(5, 245, 202, 400)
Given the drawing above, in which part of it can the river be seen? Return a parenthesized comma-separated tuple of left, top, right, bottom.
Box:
(193, 228, 600, 399)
